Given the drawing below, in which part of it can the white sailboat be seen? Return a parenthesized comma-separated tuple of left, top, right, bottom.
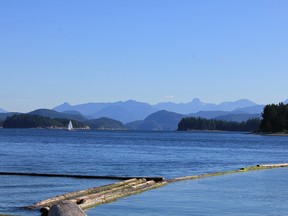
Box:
(67, 120, 75, 131)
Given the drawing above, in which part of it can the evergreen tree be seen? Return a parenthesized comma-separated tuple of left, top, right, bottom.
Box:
(260, 103, 288, 133)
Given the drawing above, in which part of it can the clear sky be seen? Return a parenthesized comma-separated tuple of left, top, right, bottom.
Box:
(0, 0, 287, 112)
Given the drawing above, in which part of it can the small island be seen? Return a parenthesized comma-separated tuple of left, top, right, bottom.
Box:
(178, 103, 288, 134)
(1, 113, 126, 130)
(2, 114, 88, 129)
(178, 117, 260, 132)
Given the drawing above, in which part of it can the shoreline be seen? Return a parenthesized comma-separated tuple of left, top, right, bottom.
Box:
(255, 132, 288, 136)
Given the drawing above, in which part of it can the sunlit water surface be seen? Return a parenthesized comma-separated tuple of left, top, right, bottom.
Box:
(0, 129, 287, 215)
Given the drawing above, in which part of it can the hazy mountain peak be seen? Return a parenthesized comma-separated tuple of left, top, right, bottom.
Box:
(234, 99, 257, 105)
(191, 98, 202, 104)
(217, 99, 257, 111)
(29, 108, 86, 121)
(145, 110, 183, 120)
(53, 102, 72, 112)
(190, 98, 206, 108)
(29, 108, 59, 116)
(0, 108, 7, 113)
(123, 100, 152, 106)
(57, 102, 72, 107)
(284, 99, 288, 104)
(125, 99, 137, 103)
(234, 99, 254, 104)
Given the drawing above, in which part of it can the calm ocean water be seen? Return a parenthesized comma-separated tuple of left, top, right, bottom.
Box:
(0, 129, 287, 215)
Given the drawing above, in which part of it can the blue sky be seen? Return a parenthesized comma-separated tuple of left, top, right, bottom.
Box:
(1, 0, 287, 112)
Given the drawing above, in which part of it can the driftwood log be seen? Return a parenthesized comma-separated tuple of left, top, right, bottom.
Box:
(0, 172, 164, 182)
(29, 178, 139, 209)
(27, 177, 168, 214)
(78, 181, 167, 210)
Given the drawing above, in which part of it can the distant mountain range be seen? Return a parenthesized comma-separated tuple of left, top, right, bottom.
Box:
(53, 100, 157, 123)
(1, 98, 287, 130)
(53, 98, 266, 123)
(126, 110, 261, 131)
(154, 98, 259, 113)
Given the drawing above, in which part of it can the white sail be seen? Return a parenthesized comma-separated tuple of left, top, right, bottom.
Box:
(67, 121, 73, 131)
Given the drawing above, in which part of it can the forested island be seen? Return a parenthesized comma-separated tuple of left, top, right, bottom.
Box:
(178, 103, 288, 134)
(2, 114, 88, 129)
(259, 102, 288, 133)
(1, 113, 126, 130)
(178, 117, 260, 132)
(86, 117, 126, 130)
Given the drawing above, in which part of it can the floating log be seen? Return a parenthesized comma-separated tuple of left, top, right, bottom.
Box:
(26, 162, 288, 214)
(68, 178, 148, 204)
(169, 163, 288, 182)
(28, 178, 168, 212)
(0, 172, 164, 182)
(168, 170, 239, 182)
(249, 163, 288, 170)
(28, 178, 139, 209)
(78, 181, 168, 210)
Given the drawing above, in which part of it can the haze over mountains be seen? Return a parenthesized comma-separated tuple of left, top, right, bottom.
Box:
(154, 98, 259, 113)
(0, 108, 7, 113)
(53, 100, 156, 123)
(1, 98, 287, 130)
(53, 98, 264, 123)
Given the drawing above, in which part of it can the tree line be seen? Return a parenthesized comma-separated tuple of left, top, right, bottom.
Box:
(1, 114, 126, 130)
(178, 117, 261, 132)
(178, 102, 288, 133)
(2, 114, 87, 129)
(259, 102, 288, 133)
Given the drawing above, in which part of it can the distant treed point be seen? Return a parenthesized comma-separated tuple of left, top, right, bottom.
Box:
(177, 117, 260, 132)
(259, 102, 288, 133)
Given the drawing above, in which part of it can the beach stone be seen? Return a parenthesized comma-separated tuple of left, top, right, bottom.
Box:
(48, 200, 86, 216)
